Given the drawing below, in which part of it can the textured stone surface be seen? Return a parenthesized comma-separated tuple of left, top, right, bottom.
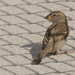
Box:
(0, 0, 75, 75)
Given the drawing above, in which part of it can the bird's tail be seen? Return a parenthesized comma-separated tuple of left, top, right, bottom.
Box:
(32, 43, 53, 65)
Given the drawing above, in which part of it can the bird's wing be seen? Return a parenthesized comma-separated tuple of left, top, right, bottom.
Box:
(42, 23, 69, 50)
(50, 23, 68, 35)
(38, 34, 66, 61)
(33, 26, 68, 64)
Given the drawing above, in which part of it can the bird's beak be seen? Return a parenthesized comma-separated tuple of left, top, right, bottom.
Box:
(44, 15, 52, 20)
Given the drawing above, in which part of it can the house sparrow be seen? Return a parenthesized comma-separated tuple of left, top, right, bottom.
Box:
(32, 11, 70, 65)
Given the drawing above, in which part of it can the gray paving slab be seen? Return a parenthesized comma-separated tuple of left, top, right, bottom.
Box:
(0, 0, 75, 75)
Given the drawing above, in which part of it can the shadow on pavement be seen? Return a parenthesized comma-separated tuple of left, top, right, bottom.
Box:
(21, 43, 41, 59)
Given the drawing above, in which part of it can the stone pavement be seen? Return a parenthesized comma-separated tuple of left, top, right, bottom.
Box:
(0, 0, 75, 75)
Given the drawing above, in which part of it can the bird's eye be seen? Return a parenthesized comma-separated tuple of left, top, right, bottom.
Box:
(53, 14, 56, 16)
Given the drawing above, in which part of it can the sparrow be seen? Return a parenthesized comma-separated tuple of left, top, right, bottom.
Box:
(32, 11, 70, 65)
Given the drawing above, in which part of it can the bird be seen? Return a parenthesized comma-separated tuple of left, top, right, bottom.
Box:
(32, 11, 70, 65)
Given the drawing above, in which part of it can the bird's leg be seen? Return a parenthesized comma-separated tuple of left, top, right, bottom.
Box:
(58, 51, 67, 54)
(57, 50, 75, 54)
(32, 43, 53, 65)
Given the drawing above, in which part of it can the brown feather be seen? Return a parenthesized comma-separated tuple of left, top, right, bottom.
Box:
(32, 11, 70, 65)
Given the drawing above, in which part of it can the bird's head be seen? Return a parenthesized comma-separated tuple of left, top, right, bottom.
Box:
(45, 11, 66, 23)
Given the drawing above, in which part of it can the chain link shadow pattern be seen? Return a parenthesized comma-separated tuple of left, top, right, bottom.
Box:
(0, 0, 75, 75)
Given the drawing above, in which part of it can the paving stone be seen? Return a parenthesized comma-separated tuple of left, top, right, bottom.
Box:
(66, 60, 75, 67)
(0, 2, 5, 6)
(0, 0, 75, 75)
(67, 71, 75, 75)
(38, 3, 70, 11)
(0, 6, 26, 15)
(2, 0, 26, 5)
(0, 20, 8, 25)
(20, 34, 43, 43)
(0, 35, 30, 44)
(48, 0, 62, 2)
(0, 57, 12, 66)
(1, 45, 30, 54)
(0, 48, 11, 56)
(4, 66, 34, 75)
(0, 68, 14, 75)
(0, 39, 8, 45)
(0, 15, 26, 24)
(0, 11, 7, 16)
(17, 14, 45, 23)
(0, 28, 8, 35)
(18, 5, 46, 13)
(17, 23, 46, 33)
(58, 2, 75, 10)
(23, 0, 46, 4)
(4, 55, 31, 65)
(24, 65, 56, 74)
(63, 11, 75, 20)
(0, 25, 28, 34)
(45, 62, 75, 72)
(48, 54, 75, 62)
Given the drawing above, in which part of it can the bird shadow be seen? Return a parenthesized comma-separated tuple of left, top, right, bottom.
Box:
(21, 43, 41, 59)
(21, 42, 75, 65)
(21, 43, 56, 60)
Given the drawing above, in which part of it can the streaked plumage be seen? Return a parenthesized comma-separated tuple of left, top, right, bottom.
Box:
(32, 11, 70, 65)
